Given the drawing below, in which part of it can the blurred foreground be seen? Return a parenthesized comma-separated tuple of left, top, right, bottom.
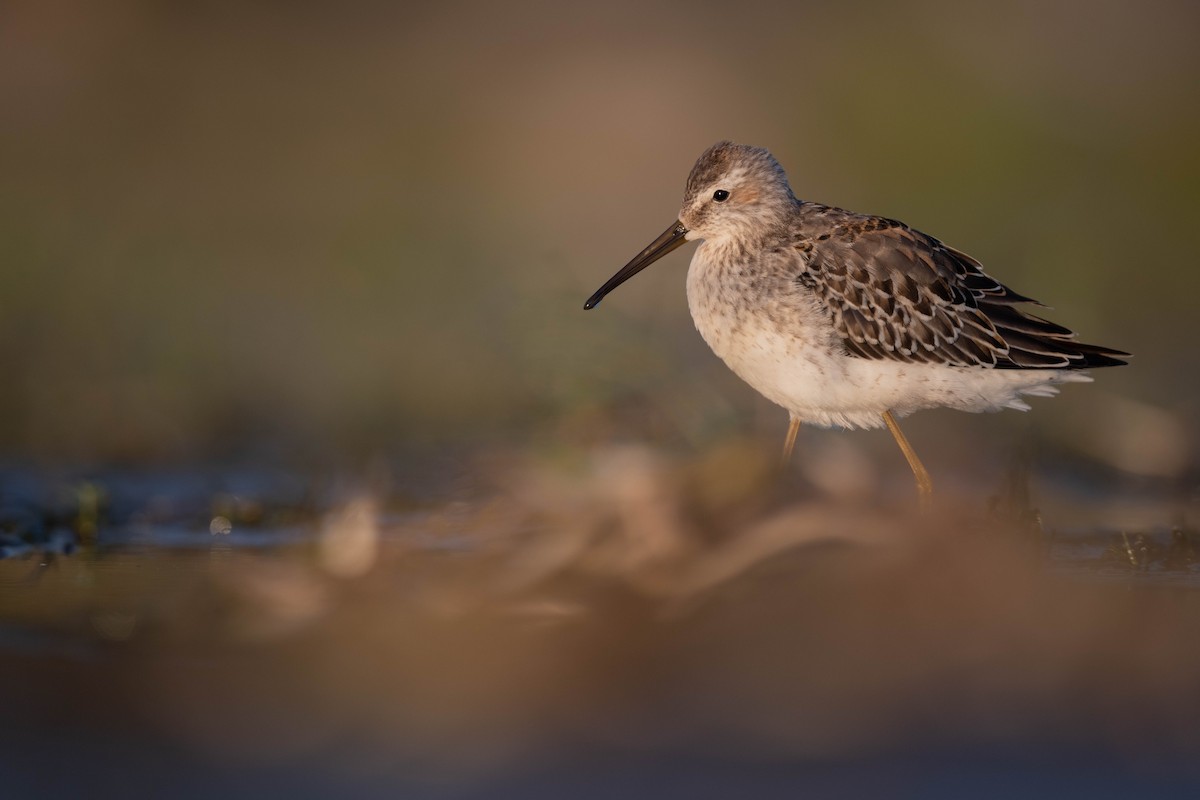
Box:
(3, 446, 1200, 798)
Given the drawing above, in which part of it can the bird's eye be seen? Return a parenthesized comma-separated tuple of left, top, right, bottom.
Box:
(712, 189, 730, 202)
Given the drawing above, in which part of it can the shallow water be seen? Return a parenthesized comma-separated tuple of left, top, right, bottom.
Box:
(3, 454, 1200, 798)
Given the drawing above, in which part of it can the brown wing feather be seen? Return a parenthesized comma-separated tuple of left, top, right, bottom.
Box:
(794, 206, 1128, 370)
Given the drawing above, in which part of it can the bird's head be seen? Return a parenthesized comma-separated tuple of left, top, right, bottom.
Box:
(584, 141, 795, 310)
(678, 141, 796, 241)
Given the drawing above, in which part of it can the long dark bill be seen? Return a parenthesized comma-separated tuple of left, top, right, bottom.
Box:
(583, 221, 689, 310)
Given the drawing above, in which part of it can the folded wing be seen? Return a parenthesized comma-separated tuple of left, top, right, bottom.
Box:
(795, 212, 1128, 369)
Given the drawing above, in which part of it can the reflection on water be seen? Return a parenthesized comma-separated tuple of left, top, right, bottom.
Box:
(2, 451, 1200, 797)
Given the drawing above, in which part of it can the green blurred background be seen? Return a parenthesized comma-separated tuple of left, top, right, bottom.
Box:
(1, 0, 1195, 478)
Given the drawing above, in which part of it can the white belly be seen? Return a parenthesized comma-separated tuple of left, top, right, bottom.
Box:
(684, 244, 1089, 430)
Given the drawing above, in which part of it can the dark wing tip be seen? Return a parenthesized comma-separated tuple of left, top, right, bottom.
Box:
(1069, 344, 1130, 368)
(995, 336, 1130, 370)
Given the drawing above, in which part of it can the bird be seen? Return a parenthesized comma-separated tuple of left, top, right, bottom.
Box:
(583, 141, 1128, 506)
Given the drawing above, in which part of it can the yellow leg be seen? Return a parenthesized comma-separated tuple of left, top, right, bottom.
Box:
(882, 410, 933, 509)
(781, 415, 801, 465)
